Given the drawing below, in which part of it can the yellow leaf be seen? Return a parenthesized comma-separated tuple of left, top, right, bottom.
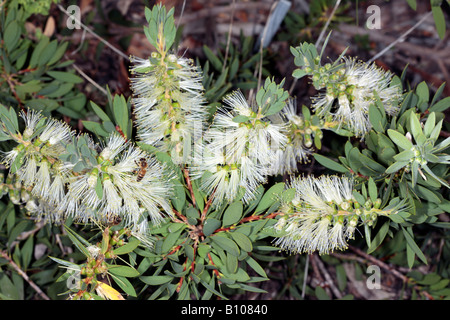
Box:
(96, 282, 125, 300)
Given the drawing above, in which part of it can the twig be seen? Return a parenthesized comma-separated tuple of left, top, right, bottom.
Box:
(335, 248, 435, 300)
(339, 23, 448, 61)
(256, 1, 277, 92)
(176, 0, 187, 30)
(70, 62, 108, 96)
(248, 1, 277, 102)
(57, 4, 129, 61)
(183, 168, 196, 206)
(301, 254, 309, 299)
(314, 254, 342, 299)
(201, 190, 215, 221)
(222, 0, 236, 73)
(315, 0, 341, 49)
(0, 250, 50, 300)
(348, 245, 409, 282)
(368, 11, 433, 64)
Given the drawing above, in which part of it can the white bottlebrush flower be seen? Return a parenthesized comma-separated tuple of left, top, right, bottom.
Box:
(20, 109, 44, 140)
(269, 101, 311, 175)
(311, 57, 402, 137)
(32, 159, 51, 199)
(0, 148, 19, 168)
(130, 220, 154, 249)
(193, 91, 287, 206)
(38, 118, 72, 146)
(101, 176, 123, 216)
(17, 156, 37, 187)
(105, 139, 174, 225)
(273, 175, 357, 255)
(130, 54, 207, 163)
(99, 133, 128, 161)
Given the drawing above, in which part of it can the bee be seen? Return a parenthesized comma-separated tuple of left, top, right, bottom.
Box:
(106, 214, 122, 226)
(134, 157, 148, 182)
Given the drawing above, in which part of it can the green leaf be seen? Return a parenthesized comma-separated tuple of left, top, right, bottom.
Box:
(385, 161, 408, 174)
(203, 218, 221, 237)
(111, 274, 137, 297)
(161, 229, 184, 253)
(245, 256, 267, 278)
(229, 231, 253, 252)
(335, 264, 347, 291)
(369, 104, 385, 132)
(47, 71, 83, 84)
(4, 21, 21, 52)
(232, 115, 250, 123)
(108, 265, 140, 277)
(254, 182, 285, 214)
(432, 6, 446, 39)
(423, 112, 436, 137)
(21, 236, 34, 270)
(82, 120, 110, 137)
(140, 275, 173, 285)
(409, 113, 423, 141)
(429, 96, 450, 112)
(113, 95, 128, 138)
(48, 256, 81, 270)
(200, 278, 228, 300)
(226, 253, 238, 274)
(95, 173, 103, 199)
(211, 234, 240, 257)
(63, 225, 91, 258)
(222, 201, 243, 227)
(313, 153, 348, 173)
(406, 0, 417, 10)
(113, 237, 141, 255)
(315, 286, 330, 300)
(29, 36, 50, 68)
(0, 274, 20, 300)
(171, 180, 186, 212)
(367, 221, 390, 254)
(47, 41, 69, 65)
(368, 178, 377, 202)
(203, 45, 223, 71)
(387, 129, 413, 150)
(292, 68, 308, 79)
(401, 226, 428, 265)
(38, 40, 58, 66)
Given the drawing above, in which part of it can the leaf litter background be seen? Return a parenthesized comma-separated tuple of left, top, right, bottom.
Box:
(9, 0, 450, 300)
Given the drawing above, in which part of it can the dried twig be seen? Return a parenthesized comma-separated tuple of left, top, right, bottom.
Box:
(315, 0, 341, 49)
(70, 62, 108, 96)
(57, 4, 129, 61)
(315, 255, 343, 299)
(222, 0, 236, 73)
(0, 250, 50, 300)
(368, 11, 433, 64)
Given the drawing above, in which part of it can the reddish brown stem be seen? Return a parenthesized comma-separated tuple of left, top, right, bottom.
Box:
(207, 253, 221, 280)
(201, 190, 215, 221)
(183, 168, 196, 206)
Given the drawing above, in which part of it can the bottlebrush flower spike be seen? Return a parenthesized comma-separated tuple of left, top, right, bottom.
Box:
(273, 175, 402, 255)
(192, 90, 288, 206)
(130, 53, 208, 165)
